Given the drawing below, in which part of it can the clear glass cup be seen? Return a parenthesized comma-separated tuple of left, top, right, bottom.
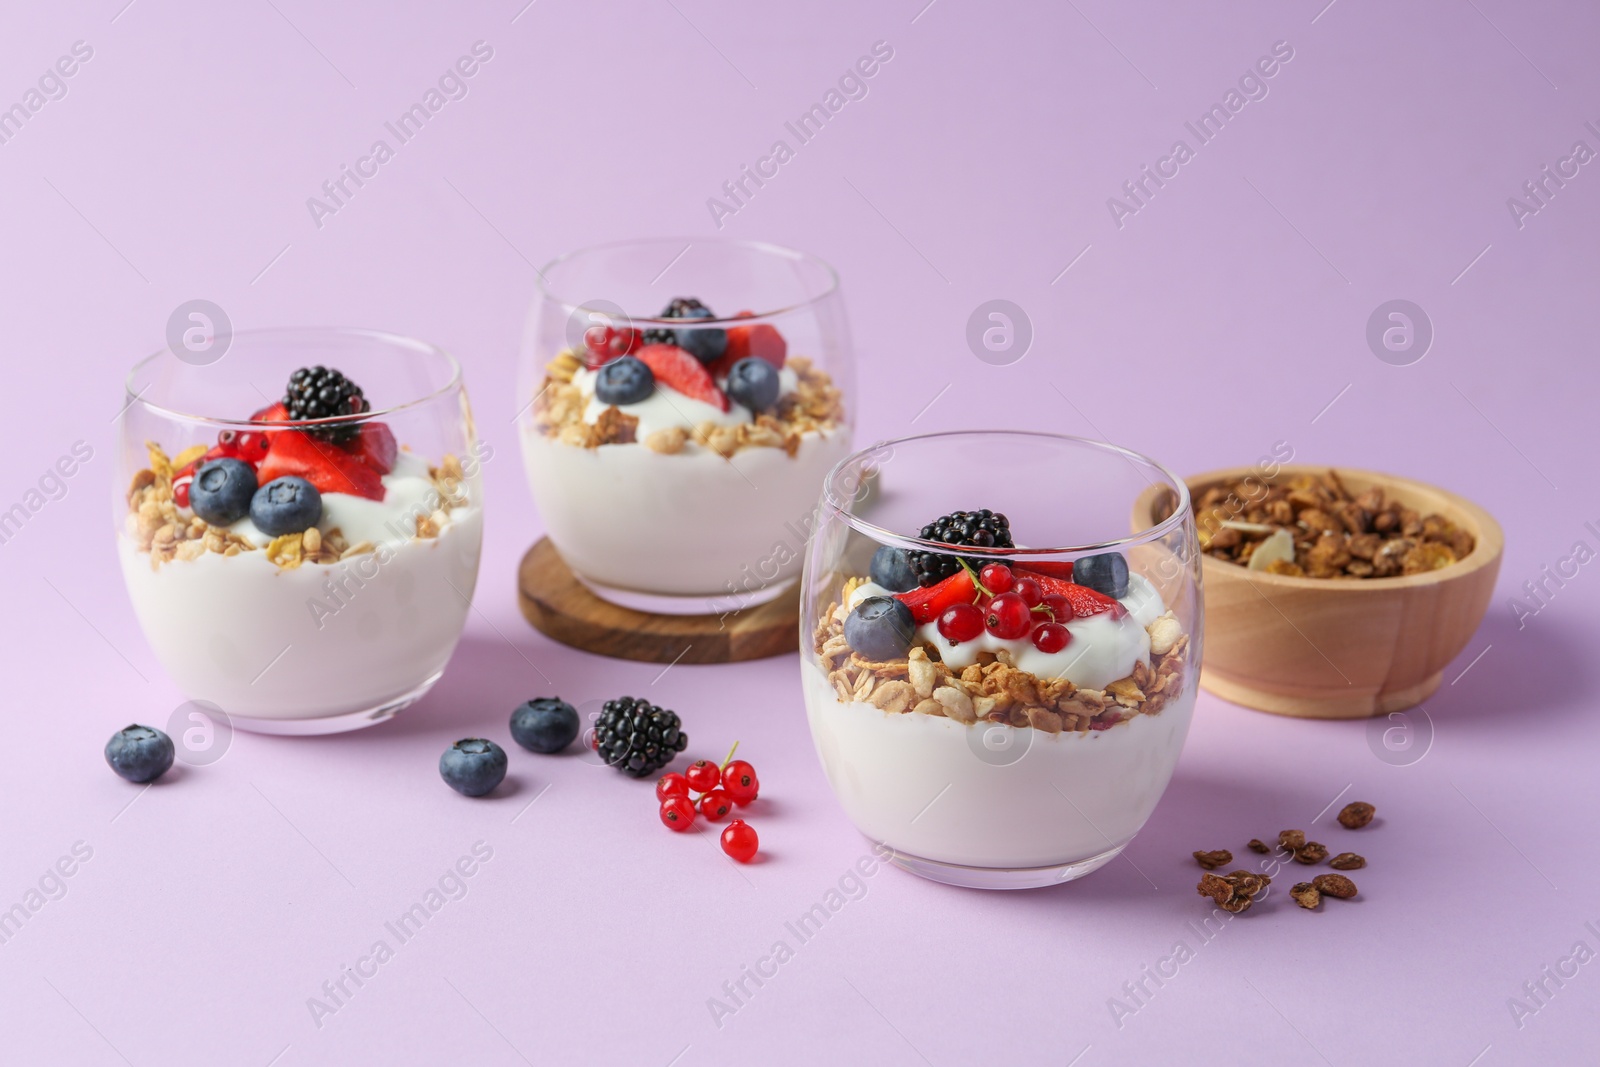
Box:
(116, 328, 485, 735)
(519, 238, 855, 614)
(799, 431, 1203, 889)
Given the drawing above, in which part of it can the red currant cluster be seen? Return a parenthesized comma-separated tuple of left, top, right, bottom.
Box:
(656, 744, 761, 862)
(935, 563, 1072, 653)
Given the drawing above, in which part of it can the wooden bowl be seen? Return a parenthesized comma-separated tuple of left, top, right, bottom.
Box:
(1132, 465, 1503, 719)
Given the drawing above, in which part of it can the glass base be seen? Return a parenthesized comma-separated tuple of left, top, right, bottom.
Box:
(879, 839, 1128, 890)
(230, 671, 441, 736)
(575, 573, 795, 616)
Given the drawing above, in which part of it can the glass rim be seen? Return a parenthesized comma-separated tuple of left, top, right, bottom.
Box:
(123, 326, 463, 428)
(535, 237, 841, 324)
(822, 429, 1193, 556)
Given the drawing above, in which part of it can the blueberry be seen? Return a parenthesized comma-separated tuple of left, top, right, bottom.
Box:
(439, 738, 508, 797)
(1074, 552, 1130, 598)
(594, 355, 655, 405)
(869, 545, 918, 593)
(726, 357, 781, 412)
(510, 697, 580, 754)
(250, 476, 322, 536)
(190, 458, 257, 526)
(104, 724, 175, 783)
(673, 307, 728, 365)
(844, 596, 916, 661)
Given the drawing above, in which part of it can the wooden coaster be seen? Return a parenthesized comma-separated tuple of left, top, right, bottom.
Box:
(517, 538, 800, 664)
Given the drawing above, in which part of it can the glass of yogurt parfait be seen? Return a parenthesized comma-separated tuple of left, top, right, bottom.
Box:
(117, 328, 486, 735)
(800, 431, 1202, 889)
(519, 238, 854, 614)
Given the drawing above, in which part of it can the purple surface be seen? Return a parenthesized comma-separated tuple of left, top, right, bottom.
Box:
(3, 1, 1597, 1064)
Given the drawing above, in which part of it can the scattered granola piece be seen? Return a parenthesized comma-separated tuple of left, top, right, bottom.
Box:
(1312, 873, 1357, 899)
(1293, 841, 1329, 865)
(1247, 839, 1270, 855)
(1329, 852, 1365, 870)
(1193, 849, 1233, 870)
(1290, 882, 1321, 910)
(1337, 802, 1376, 829)
(1278, 829, 1306, 851)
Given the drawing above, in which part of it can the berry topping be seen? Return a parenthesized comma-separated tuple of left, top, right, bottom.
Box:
(1072, 552, 1130, 598)
(1021, 560, 1074, 581)
(250, 476, 322, 536)
(510, 697, 580, 754)
(593, 696, 688, 778)
(257, 429, 385, 501)
(892, 568, 978, 625)
(1014, 576, 1043, 608)
(633, 344, 729, 411)
(908, 510, 1014, 587)
(725, 357, 781, 413)
(647, 297, 728, 364)
(699, 789, 734, 821)
(983, 591, 1033, 639)
(979, 563, 1014, 594)
(189, 458, 257, 526)
(1017, 571, 1126, 618)
(352, 422, 398, 475)
(844, 596, 916, 660)
(582, 324, 642, 366)
(721, 819, 759, 863)
(283, 366, 369, 443)
(656, 773, 691, 802)
(594, 355, 655, 406)
(685, 758, 722, 794)
(937, 601, 985, 643)
(439, 738, 508, 797)
(1041, 593, 1071, 622)
(722, 760, 759, 806)
(869, 546, 918, 592)
(104, 724, 174, 784)
(718, 311, 787, 373)
(660, 794, 697, 831)
(1031, 622, 1072, 654)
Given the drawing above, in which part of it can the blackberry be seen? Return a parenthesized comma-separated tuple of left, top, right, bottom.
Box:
(642, 297, 714, 347)
(907, 509, 1014, 587)
(593, 696, 688, 778)
(283, 366, 369, 442)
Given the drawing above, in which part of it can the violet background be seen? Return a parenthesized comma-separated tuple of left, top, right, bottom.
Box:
(2, 0, 1596, 1064)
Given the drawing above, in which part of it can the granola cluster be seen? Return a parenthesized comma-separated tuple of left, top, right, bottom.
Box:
(1193, 470, 1475, 578)
(811, 577, 1188, 735)
(533, 351, 845, 457)
(125, 443, 467, 571)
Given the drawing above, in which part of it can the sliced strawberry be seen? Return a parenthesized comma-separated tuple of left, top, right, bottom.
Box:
(892, 569, 978, 625)
(634, 343, 728, 412)
(350, 421, 397, 475)
(1017, 560, 1074, 581)
(252, 402, 290, 422)
(1016, 571, 1124, 619)
(258, 429, 385, 501)
(711, 311, 787, 378)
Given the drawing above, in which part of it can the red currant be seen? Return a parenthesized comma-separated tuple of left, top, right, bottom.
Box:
(722, 760, 759, 805)
(1014, 577, 1043, 608)
(659, 795, 696, 831)
(1041, 594, 1070, 622)
(685, 759, 722, 794)
(656, 773, 690, 802)
(984, 592, 1032, 640)
(700, 789, 734, 820)
(979, 563, 1013, 594)
(937, 602, 985, 643)
(583, 325, 640, 365)
(721, 819, 759, 862)
(1031, 622, 1072, 653)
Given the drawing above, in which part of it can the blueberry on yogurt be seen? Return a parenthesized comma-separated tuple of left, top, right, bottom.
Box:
(844, 596, 916, 661)
(595, 355, 655, 405)
(725, 357, 780, 413)
(1074, 552, 1129, 599)
(869, 546, 918, 593)
(189, 458, 257, 526)
(250, 476, 322, 537)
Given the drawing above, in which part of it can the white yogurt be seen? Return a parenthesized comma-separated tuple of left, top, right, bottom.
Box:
(523, 427, 851, 598)
(119, 456, 483, 725)
(849, 573, 1166, 691)
(803, 663, 1196, 869)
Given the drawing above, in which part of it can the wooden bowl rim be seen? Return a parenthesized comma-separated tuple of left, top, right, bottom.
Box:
(1138, 464, 1505, 593)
